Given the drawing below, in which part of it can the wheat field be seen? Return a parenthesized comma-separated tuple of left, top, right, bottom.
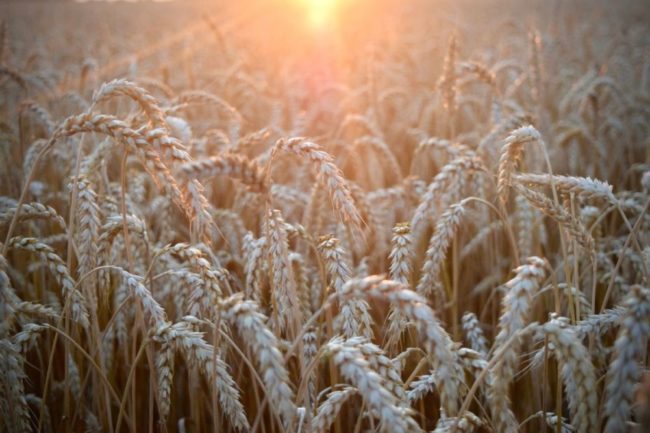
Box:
(1, 0, 649, 432)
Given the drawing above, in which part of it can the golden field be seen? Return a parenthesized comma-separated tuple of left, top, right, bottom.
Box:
(1, 0, 649, 432)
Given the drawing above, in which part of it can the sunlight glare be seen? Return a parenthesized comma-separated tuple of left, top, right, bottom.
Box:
(303, 0, 340, 30)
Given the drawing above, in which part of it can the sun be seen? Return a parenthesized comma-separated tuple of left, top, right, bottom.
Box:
(302, 0, 341, 30)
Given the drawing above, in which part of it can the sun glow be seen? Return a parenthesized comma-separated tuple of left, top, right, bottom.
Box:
(302, 0, 341, 30)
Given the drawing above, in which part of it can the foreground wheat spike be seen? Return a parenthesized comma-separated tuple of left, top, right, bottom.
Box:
(6, 237, 89, 329)
(179, 153, 269, 193)
(488, 256, 546, 433)
(497, 125, 542, 203)
(274, 137, 363, 229)
(161, 243, 223, 317)
(13, 303, 58, 325)
(323, 336, 422, 433)
(0, 339, 31, 433)
(91, 78, 169, 129)
(432, 411, 484, 433)
(50, 112, 186, 208)
(512, 172, 617, 204)
(461, 312, 488, 356)
(515, 183, 594, 253)
(0, 202, 67, 230)
(220, 294, 297, 428)
(24, 394, 52, 433)
(266, 208, 302, 335)
(97, 213, 148, 294)
(312, 386, 358, 433)
(536, 315, 598, 433)
(407, 372, 437, 403)
(67, 353, 82, 399)
(456, 347, 488, 377)
(184, 178, 213, 243)
(162, 320, 250, 431)
(122, 270, 167, 329)
(352, 336, 407, 400)
(575, 306, 625, 338)
(154, 327, 174, 424)
(515, 194, 534, 259)
(416, 199, 467, 302)
(289, 252, 313, 321)
(410, 155, 482, 238)
(243, 232, 267, 302)
(384, 222, 413, 353)
(302, 325, 318, 405)
(318, 235, 373, 339)
(72, 176, 101, 307)
(347, 181, 379, 250)
(603, 285, 650, 433)
(338, 276, 463, 416)
(477, 112, 534, 154)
